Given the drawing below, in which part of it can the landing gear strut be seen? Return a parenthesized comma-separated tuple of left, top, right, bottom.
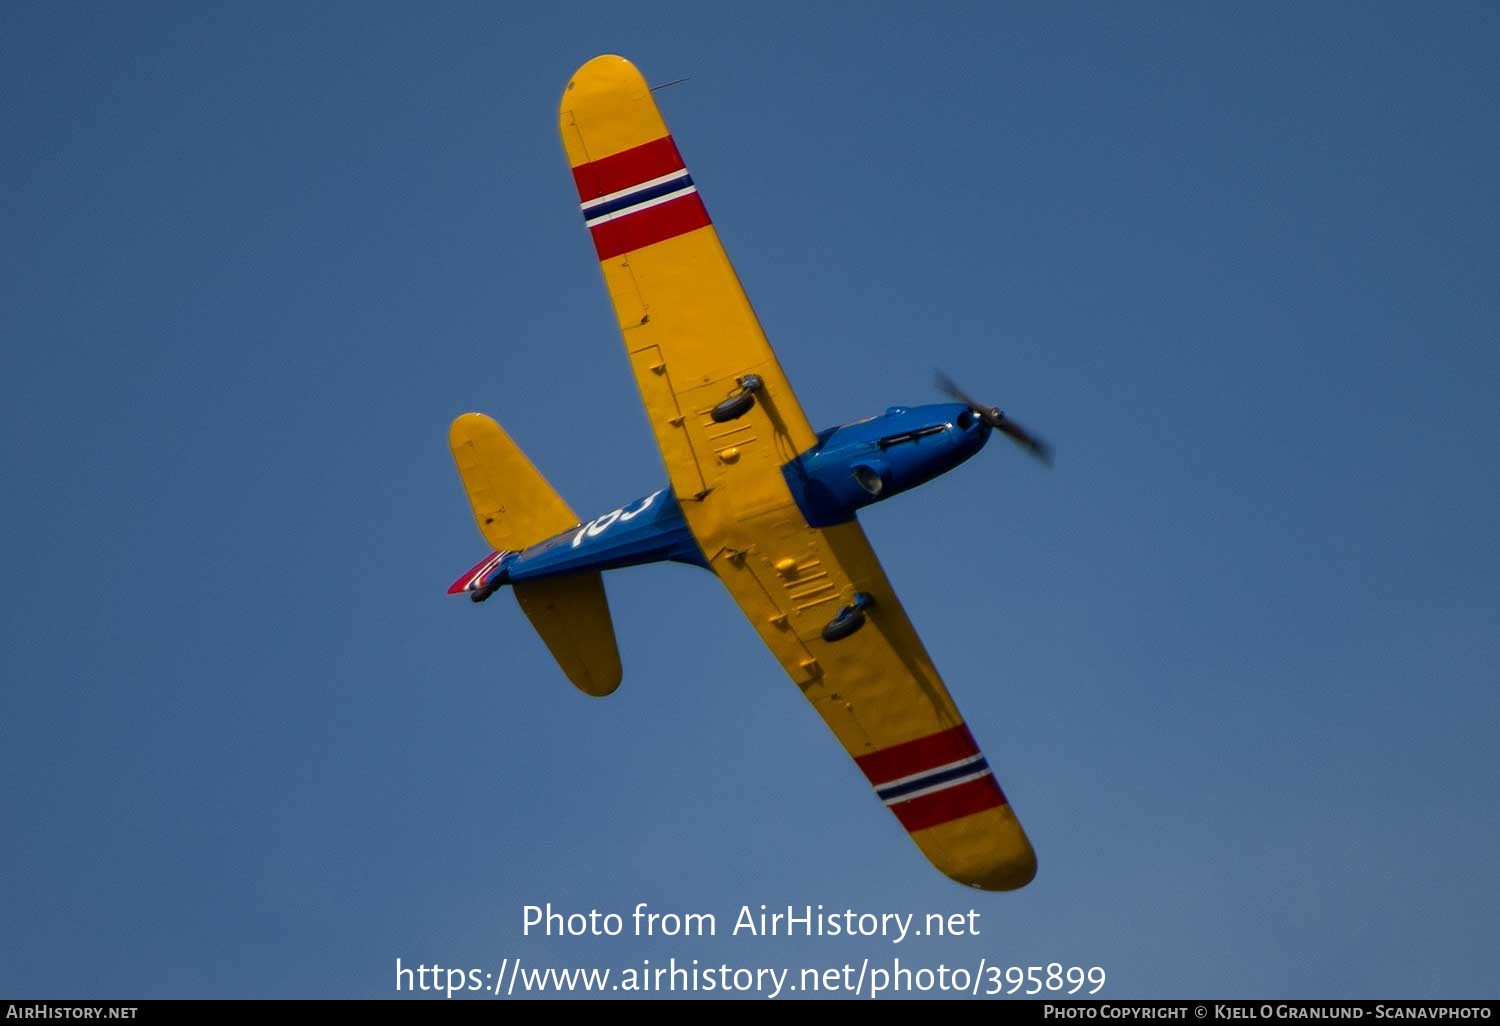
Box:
(710, 374, 764, 423)
(821, 592, 874, 642)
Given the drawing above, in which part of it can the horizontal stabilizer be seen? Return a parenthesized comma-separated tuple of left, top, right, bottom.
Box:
(514, 572, 622, 697)
(448, 412, 623, 696)
(449, 412, 578, 551)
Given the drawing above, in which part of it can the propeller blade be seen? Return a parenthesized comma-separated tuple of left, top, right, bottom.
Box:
(993, 414, 1053, 466)
(934, 370, 984, 411)
(934, 369, 1053, 466)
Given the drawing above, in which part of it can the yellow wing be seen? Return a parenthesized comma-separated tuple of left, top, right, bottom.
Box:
(559, 55, 818, 521)
(560, 55, 1035, 890)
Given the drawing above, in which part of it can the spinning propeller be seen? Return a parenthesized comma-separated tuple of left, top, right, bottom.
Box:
(936, 370, 1054, 467)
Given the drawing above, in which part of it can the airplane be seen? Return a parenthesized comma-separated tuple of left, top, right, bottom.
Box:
(446, 55, 1052, 891)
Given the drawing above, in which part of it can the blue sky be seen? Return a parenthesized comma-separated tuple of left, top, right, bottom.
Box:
(3, 1, 1497, 1000)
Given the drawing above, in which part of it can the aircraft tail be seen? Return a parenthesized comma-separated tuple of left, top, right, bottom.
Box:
(448, 413, 623, 697)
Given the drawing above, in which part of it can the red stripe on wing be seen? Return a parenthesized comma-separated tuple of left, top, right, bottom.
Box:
(588, 192, 711, 260)
(854, 724, 983, 787)
(572, 136, 686, 201)
(887, 775, 1009, 832)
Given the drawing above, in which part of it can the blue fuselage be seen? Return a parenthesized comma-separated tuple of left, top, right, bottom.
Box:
(475, 402, 989, 589)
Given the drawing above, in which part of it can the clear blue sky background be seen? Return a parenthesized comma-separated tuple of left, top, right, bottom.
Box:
(3, 1, 1497, 1001)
